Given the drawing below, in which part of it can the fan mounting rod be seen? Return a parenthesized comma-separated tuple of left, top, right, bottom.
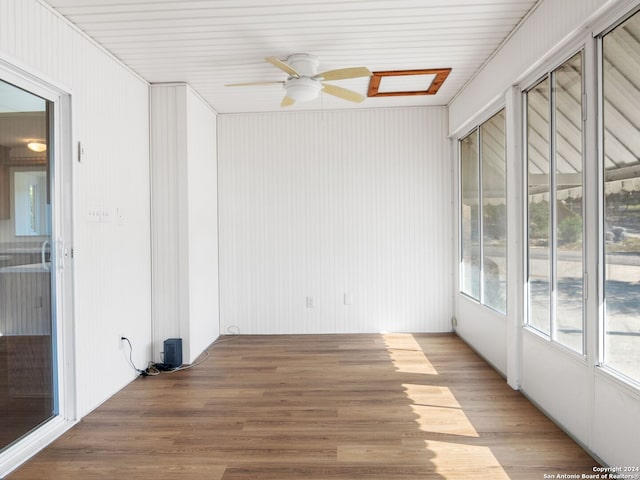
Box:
(285, 53, 319, 77)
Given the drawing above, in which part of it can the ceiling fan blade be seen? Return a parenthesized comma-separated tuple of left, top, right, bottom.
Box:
(281, 96, 295, 107)
(322, 84, 366, 103)
(316, 66, 372, 81)
(265, 57, 300, 77)
(225, 81, 285, 87)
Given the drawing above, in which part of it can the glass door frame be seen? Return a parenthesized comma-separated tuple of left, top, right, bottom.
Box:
(0, 56, 76, 475)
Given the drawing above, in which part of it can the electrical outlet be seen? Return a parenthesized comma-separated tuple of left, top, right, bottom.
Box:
(119, 335, 126, 349)
(306, 297, 313, 308)
(344, 292, 354, 305)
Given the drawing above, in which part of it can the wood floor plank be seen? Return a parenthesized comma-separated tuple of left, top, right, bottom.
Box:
(8, 333, 599, 479)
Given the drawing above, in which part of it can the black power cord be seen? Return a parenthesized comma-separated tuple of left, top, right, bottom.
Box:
(121, 337, 152, 376)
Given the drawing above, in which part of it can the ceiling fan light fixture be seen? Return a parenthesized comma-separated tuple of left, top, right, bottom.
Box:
(285, 77, 322, 102)
(27, 141, 47, 153)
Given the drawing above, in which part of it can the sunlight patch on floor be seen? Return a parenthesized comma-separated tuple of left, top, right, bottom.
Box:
(402, 383, 461, 408)
(383, 333, 438, 375)
(378, 334, 509, 478)
(405, 440, 511, 480)
(402, 383, 479, 436)
(337, 443, 437, 464)
(409, 403, 479, 437)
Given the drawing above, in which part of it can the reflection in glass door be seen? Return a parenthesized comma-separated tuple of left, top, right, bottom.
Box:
(0, 79, 55, 451)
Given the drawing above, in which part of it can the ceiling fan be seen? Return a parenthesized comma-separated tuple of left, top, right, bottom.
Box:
(226, 54, 372, 107)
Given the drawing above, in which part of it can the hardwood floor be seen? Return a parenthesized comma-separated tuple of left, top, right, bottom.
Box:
(9, 333, 598, 479)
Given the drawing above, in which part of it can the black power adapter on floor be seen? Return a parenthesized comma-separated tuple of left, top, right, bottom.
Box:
(163, 338, 183, 368)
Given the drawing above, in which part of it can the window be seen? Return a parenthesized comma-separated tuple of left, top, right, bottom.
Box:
(526, 52, 585, 353)
(601, 10, 640, 383)
(460, 130, 480, 299)
(14, 169, 49, 236)
(460, 110, 507, 314)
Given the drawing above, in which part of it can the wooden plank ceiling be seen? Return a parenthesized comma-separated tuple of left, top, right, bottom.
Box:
(43, 0, 540, 114)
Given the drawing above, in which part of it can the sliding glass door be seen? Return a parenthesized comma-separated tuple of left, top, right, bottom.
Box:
(0, 79, 55, 451)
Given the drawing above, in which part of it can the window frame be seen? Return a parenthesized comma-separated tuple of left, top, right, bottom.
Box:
(458, 108, 508, 315)
(459, 127, 480, 302)
(523, 48, 588, 356)
(0, 55, 77, 474)
(596, 6, 640, 388)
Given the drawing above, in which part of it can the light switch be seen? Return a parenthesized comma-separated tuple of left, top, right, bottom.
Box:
(77, 141, 85, 163)
(116, 207, 125, 225)
(100, 208, 112, 223)
(87, 208, 100, 223)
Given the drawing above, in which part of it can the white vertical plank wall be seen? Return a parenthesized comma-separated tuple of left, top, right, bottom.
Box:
(185, 88, 220, 360)
(150, 85, 183, 361)
(0, 0, 151, 417)
(218, 107, 452, 335)
(150, 84, 219, 363)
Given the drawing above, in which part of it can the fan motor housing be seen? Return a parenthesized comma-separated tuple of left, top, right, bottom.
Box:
(286, 53, 319, 76)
